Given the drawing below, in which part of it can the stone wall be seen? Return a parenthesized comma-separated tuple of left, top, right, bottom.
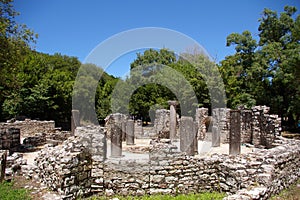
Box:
(32, 125, 299, 200)
(0, 128, 20, 153)
(97, 138, 300, 199)
(35, 126, 107, 199)
(74, 126, 107, 193)
(212, 106, 281, 148)
(102, 138, 300, 199)
(35, 137, 93, 199)
(225, 137, 300, 199)
(0, 119, 55, 139)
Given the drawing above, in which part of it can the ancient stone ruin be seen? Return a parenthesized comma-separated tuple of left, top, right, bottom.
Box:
(0, 105, 298, 200)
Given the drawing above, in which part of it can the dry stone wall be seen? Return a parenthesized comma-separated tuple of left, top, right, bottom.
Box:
(0, 128, 20, 154)
(34, 125, 107, 199)
(212, 106, 281, 148)
(100, 138, 300, 199)
(35, 140, 92, 199)
(31, 123, 299, 200)
(0, 119, 55, 139)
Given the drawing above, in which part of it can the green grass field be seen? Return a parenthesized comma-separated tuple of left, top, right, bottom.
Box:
(85, 192, 226, 200)
(0, 181, 31, 200)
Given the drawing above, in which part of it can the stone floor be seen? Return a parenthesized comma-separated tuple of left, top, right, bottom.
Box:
(106, 138, 254, 161)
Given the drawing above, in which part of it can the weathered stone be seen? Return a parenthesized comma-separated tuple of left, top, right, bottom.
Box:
(71, 110, 80, 135)
(179, 116, 195, 156)
(195, 107, 208, 140)
(229, 110, 241, 155)
(154, 109, 170, 138)
(126, 120, 135, 145)
(168, 101, 178, 141)
(0, 150, 7, 182)
(212, 126, 220, 147)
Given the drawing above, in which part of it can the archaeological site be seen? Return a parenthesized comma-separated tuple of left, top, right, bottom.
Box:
(0, 105, 299, 200)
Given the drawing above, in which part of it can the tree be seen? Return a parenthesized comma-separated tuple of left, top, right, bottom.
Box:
(0, 0, 37, 120)
(220, 31, 259, 108)
(115, 48, 220, 122)
(221, 5, 300, 129)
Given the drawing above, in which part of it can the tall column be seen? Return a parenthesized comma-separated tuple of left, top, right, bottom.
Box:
(168, 100, 178, 141)
(71, 110, 80, 135)
(193, 122, 198, 154)
(121, 121, 126, 142)
(110, 114, 123, 157)
(0, 150, 7, 182)
(180, 116, 195, 156)
(229, 110, 241, 155)
(212, 125, 220, 147)
(126, 119, 135, 145)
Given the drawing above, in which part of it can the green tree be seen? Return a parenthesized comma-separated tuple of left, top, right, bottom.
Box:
(221, 5, 300, 129)
(0, 0, 37, 120)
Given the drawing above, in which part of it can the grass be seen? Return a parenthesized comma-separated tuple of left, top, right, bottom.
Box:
(270, 179, 300, 200)
(85, 191, 226, 200)
(0, 180, 31, 200)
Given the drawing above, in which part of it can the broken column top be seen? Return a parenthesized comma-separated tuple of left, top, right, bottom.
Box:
(168, 100, 178, 106)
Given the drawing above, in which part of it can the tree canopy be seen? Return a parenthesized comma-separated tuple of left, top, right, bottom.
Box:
(220, 5, 300, 128)
(0, 2, 298, 130)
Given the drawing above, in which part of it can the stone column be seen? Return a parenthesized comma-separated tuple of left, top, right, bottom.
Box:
(180, 116, 195, 156)
(126, 119, 135, 145)
(193, 122, 198, 154)
(229, 110, 241, 155)
(212, 125, 220, 147)
(0, 150, 7, 182)
(121, 121, 126, 142)
(110, 115, 123, 157)
(195, 107, 208, 140)
(71, 110, 80, 135)
(134, 119, 143, 138)
(168, 100, 178, 141)
(252, 106, 263, 147)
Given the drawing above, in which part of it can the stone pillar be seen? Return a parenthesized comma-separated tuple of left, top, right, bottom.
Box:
(240, 109, 252, 143)
(71, 110, 80, 135)
(168, 100, 178, 141)
(0, 150, 7, 182)
(110, 115, 123, 157)
(212, 125, 220, 147)
(126, 120, 135, 145)
(193, 122, 198, 154)
(180, 116, 195, 156)
(121, 121, 126, 142)
(251, 106, 263, 146)
(229, 110, 241, 155)
(154, 109, 170, 138)
(134, 119, 143, 138)
(195, 108, 208, 140)
(9, 128, 20, 153)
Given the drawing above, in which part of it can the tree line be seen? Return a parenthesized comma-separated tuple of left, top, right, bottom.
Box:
(0, 0, 299, 130)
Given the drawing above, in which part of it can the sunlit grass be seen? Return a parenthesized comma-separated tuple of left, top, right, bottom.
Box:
(0, 181, 31, 200)
(84, 191, 226, 200)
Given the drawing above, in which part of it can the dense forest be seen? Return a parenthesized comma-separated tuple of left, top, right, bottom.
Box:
(0, 0, 299, 130)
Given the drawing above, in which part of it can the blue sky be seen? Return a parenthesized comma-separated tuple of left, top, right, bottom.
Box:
(13, 0, 300, 78)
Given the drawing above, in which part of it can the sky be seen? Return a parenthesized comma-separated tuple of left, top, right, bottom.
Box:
(13, 0, 300, 78)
